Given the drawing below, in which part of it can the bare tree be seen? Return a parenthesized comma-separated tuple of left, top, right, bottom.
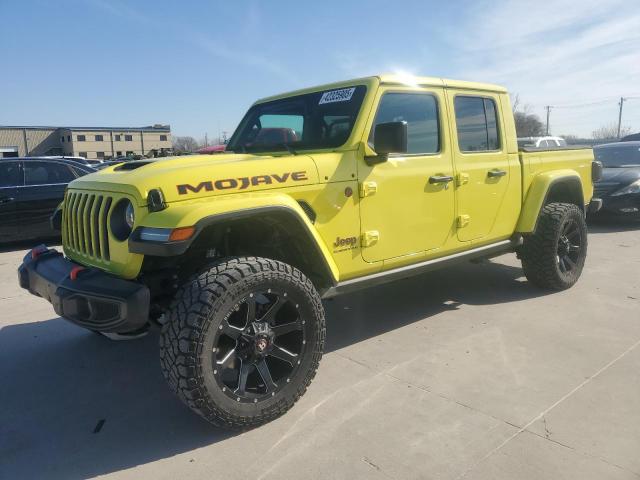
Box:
(592, 124, 631, 141)
(172, 136, 200, 153)
(511, 94, 544, 137)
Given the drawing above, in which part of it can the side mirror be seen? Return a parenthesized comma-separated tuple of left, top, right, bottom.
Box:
(366, 121, 408, 165)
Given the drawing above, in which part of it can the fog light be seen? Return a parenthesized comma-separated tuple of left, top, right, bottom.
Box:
(620, 207, 639, 213)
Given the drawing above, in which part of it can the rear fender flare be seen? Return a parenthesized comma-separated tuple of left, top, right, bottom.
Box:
(516, 170, 584, 233)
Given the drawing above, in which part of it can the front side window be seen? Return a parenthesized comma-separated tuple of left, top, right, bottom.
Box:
(125, 135, 133, 141)
(115, 134, 121, 141)
(77, 135, 86, 142)
(0, 162, 22, 187)
(370, 92, 439, 154)
(24, 161, 75, 185)
(95, 135, 104, 141)
(228, 85, 367, 153)
(160, 135, 167, 141)
(454, 96, 500, 152)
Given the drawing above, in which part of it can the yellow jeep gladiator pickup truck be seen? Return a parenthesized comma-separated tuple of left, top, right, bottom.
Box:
(18, 74, 602, 428)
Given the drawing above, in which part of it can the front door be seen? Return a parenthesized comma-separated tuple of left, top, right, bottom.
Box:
(447, 92, 512, 242)
(16, 161, 74, 239)
(359, 88, 455, 263)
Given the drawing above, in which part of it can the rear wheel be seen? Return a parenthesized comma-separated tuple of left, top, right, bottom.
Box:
(159, 257, 325, 429)
(520, 202, 588, 290)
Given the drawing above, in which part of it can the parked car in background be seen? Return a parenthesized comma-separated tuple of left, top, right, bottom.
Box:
(0, 157, 95, 243)
(517, 136, 568, 148)
(38, 155, 100, 166)
(592, 142, 640, 219)
(95, 159, 128, 170)
(197, 145, 226, 154)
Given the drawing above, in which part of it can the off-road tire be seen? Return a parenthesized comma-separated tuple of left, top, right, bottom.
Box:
(520, 202, 588, 290)
(159, 257, 325, 429)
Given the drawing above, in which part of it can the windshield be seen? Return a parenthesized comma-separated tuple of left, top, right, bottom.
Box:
(227, 85, 367, 153)
(594, 145, 640, 167)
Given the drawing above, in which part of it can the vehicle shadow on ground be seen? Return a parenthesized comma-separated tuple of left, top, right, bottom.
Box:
(324, 258, 546, 352)
(0, 258, 545, 479)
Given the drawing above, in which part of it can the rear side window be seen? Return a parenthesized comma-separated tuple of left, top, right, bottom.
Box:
(454, 96, 500, 152)
(0, 162, 22, 187)
(371, 93, 440, 154)
(24, 162, 75, 185)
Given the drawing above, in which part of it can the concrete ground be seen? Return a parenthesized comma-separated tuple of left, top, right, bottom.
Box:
(1, 222, 639, 480)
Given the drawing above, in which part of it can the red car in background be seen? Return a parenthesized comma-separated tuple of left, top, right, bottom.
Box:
(197, 144, 226, 154)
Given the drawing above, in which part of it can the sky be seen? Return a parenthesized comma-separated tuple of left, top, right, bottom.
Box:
(1, 0, 639, 139)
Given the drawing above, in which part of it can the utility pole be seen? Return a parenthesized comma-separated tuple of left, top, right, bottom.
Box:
(617, 97, 626, 139)
(544, 106, 552, 135)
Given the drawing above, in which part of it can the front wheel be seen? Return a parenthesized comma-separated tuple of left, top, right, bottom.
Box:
(159, 257, 325, 429)
(519, 202, 588, 290)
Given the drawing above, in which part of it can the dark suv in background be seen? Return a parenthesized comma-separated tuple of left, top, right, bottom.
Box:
(592, 141, 640, 219)
(0, 157, 95, 243)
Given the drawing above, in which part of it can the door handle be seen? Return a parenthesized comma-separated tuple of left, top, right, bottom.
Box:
(0, 197, 15, 205)
(487, 169, 507, 178)
(429, 175, 454, 184)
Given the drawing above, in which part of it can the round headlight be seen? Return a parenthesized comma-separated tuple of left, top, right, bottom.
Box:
(110, 199, 135, 241)
(125, 202, 135, 228)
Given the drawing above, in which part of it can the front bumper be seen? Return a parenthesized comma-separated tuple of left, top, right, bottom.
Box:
(593, 194, 640, 218)
(18, 246, 150, 333)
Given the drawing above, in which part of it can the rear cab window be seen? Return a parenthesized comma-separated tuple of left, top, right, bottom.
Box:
(454, 96, 501, 152)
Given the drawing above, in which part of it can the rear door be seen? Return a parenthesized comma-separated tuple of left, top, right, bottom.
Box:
(447, 92, 513, 242)
(16, 161, 77, 239)
(0, 161, 22, 242)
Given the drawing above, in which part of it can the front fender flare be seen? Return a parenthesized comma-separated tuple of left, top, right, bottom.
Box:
(129, 193, 339, 284)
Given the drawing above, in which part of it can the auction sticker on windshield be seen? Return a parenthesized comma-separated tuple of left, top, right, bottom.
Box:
(319, 87, 356, 105)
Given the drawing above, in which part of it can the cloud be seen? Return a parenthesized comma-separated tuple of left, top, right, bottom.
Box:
(451, 0, 640, 135)
(186, 32, 299, 84)
(85, 0, 297, 84)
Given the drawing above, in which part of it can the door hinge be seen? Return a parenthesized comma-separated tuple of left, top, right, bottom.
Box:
(457, 215, 470, 228)
(456, 172, 469, 187)
(359, 181, 378, 198)
(361, 230, 379, 247)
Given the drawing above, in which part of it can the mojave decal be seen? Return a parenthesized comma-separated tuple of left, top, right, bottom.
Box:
(177, 171, 308, 195)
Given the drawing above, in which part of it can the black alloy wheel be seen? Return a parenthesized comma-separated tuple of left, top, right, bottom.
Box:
(160, 257, 325, 429)
(520, 202, 588, 290)
(213, 288, 306, 403)
(556, 218, 583, 274)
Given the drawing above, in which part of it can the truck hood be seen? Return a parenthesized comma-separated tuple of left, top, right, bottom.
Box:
(70, 153, 319, 205)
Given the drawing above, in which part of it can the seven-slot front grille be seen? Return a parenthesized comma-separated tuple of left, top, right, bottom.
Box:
(63, 191, 113, 262)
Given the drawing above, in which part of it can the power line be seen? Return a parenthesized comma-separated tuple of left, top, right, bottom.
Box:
(532, 95, 640, 110)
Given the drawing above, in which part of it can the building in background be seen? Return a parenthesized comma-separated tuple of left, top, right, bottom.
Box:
(0, 125, 172, 159)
